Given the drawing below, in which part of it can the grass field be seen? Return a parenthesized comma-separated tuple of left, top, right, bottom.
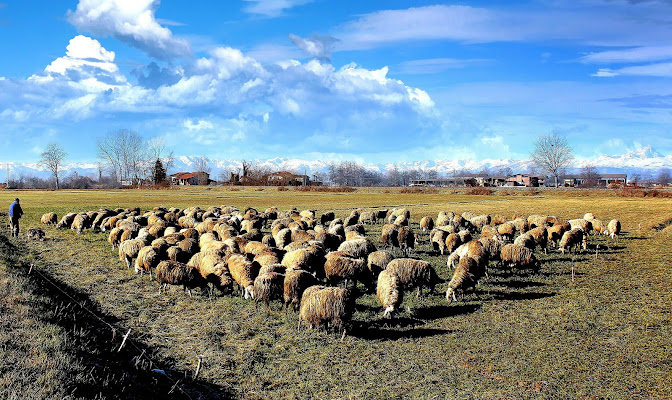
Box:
(0, 187, 671, 399)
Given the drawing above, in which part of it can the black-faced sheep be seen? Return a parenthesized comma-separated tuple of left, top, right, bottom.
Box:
(298, 286, 353, 339)
(527, 226, 549, 254)
(513, 232, 536, 250)
(155, 260, 208, 296)
(445, 232, 462, 255)
(386, 258, 439, 297)
(500, 244, 540, 273)
(284, 269, 320, 312)
(547, 224, 567, 248)
(377, 269, 403, 318)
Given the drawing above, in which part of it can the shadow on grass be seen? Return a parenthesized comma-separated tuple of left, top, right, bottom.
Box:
(351, 323, 451, 341)
(414, 303, 480, 320)
(499, 279, 546, 289)
(490, 291, 556, 301)
(0, 232, 232, 400)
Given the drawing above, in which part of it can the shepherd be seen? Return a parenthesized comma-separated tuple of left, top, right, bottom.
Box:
(9, 198, 23, 237)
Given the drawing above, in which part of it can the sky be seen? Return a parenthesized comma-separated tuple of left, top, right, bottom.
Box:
(1, 0, 672, 165)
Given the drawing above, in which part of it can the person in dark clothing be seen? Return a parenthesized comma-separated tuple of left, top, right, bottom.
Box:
(9, 198, 23, 237)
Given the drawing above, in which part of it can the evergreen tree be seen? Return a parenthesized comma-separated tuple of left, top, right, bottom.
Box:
(153, 158, 167, 184)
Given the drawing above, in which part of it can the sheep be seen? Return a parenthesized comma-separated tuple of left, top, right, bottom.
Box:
(167, 246, 189, 263)
(445, 256, 483, 302)
(298, 286, 353, 339)
(527, 215, 549, 230)
(500, 244, 540, 273)
(227, 254, 260, 299)
(469, 215, 491, 230)
(393, 214, 409, 226)
(497, 222, 516, 242)
(491, 215, 508, 225)
(397, 226, 415, 256)
(134, 246, 159, 276)
(377, 269, 403, 318)
(274, 227, 292, 250)
(57, 212, 77, 229)
(446, 240, 488, 272)
(420, 216, 434, 233)
(430, 229, 448, 255)
(320, 211, 335, 225)
(189, 254, 233, 293)
(367, 250, 394, 276)
(244, 241, 270, 258)
(40, 212, 57, 225)
(527, 226, 549, 254)
(457, 229, 472, 244)
(177, 238, 199, 258)
(108, 227, 124, 249)
(344, 214, 359, 227)
(445, 233, 462, 255)
(436, 211, 451, 227)
(559, 228, 587, 254)
(284, 269, 320, 312)
(360, 211, 377, 225)
(345, 230, 365, 241)
(478, 237, 504, 262)
(607, 219, 621, 239)
(253, 272, 285, 311)
(547, 224, 567, 248)
(259, 264, 286, 275)
(337, 238, 376, 259)
(583, 213, 595, 221)
(253, 250, 283, 269)
(314, 232, 343, 252)
(328, 223, 345, 238)
(155, 260, 208, 296)
(119, 237, 151, 269)
(511, 217, 528, 234)
(71, 213, 92, 234)
(591, 219, 607, 235)
(324, 251, 372, 291)
(281, 244, 326, 275)
(386, 258, 439, 297)
(568, 218, 593, 234)
(513, 233, 536, 250)
(262, 234, 276, 248)
(381, 224, 400, 249)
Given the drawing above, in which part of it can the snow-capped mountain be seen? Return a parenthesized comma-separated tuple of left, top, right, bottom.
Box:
(5, 146, 671, 182)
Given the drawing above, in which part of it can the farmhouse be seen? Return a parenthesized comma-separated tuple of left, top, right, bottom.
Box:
(563, 173, 627, 187)
(264, 171, 310, 186)
(170, 171, 210, 185)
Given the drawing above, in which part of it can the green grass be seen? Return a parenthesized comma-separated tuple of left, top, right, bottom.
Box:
(1, 187, 671, 399)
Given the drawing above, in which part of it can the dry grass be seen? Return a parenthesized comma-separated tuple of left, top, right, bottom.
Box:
(1, 187, 671, 399)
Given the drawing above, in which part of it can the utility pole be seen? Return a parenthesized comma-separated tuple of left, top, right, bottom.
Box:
(6, 164, 9, 189)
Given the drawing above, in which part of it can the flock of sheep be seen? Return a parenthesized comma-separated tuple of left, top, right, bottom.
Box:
(40, 206, 621, 337)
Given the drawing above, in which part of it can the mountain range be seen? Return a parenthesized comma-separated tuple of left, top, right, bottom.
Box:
(4, 145, 670, 182)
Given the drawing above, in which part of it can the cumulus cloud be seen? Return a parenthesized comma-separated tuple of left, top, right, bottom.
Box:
(289, 33, 338, 61)
(243, 0, 313, 17)
(67, 0, 190, 60)
(183, 118, 214, 131)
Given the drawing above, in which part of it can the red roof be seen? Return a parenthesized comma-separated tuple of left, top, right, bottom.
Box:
(171, 172, 197, 179)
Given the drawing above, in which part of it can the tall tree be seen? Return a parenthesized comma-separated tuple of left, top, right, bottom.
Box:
(657, 168, 671, 186)
(580, 164, 600, 187)
(193, 156, 211, 173)
(97, 129, 146, 185)
(39, 142, 67, 189)
(530, 133, 574, 187)
(152, 159, 167, 184)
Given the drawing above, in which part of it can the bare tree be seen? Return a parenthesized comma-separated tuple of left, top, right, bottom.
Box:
(629, 173, 641, 187)
(580, 164, 600, 187)
(39, 142, 67, 189)
(97, 129, 147, 185)
(148, 137, 175, 175)
(193, 156, 211, 173)
(530, 133, 574, 187)
(497, 166, 513, 177)
(657, 168, 671, 186)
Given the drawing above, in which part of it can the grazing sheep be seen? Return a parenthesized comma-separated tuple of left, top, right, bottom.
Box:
(470, 215, 491, 230)
(547, 224, 567, 248)
(478, 237, 504, 262)
(445, 256, 483, 302)
(253, 250, 283, 269)
(57, 212, 77, 229)
(511, 217, 528, 234)
(377, 269, 403, 318)
(436, 211, 451, 227)
(420, 216, 434, 233)
(274, 227, 292, 250)
(258, 264, 286, 275)
(381, 224, 400, 249)
(320, 211, 335, 225)
(500, 244, 540, 273)
(343, 214, 359, 227)
(397, 226, 415, 256)
(284, 269, 320, 312)
(513, 233, 536, 250)
(527, 226, 549, 254)
(254, 272, 285, 311)
(108, 227, 124, 249)
(457, 230, 472, 244)
(244, 241, 270, 258)
(386, 258, 439, 297)
(337, 238, 377, 259)
(591, 219, 607, 235)
(71, 213, 92, 234)
(446, 240, 488, 271)
(607, 219, 621, 239)
(497, 222, 516, 242)
(119, 237, 151, 269)
(281, 244, 326, 275)
(583, 213, 595, 221)
(559, 228, 586, 254)
(262, 234, 276, 248)
(167, 246, 188, 263)
(314, 232, 343, 252)
(568, 219, 593, 234)
(367, 250, 394, 276)
(155, 260, 208, 296)
(445, 233, 462, 255)
(491, 215, 508, 225)
(328, 223, 345, 239)
(345, 230, 365, 241)
(324, 251, 372, 290)
(360, 211, 377, 225)
(227, 254, 260, 299)
(189, 254, 233, 293)
(298, 286, 353, 338)
(527, 215, 550, 230)
(134, 246, 159, 276)
(41, 212, 57, 225)
(393, 214, 409, 226)
(430, 229, 448, 255)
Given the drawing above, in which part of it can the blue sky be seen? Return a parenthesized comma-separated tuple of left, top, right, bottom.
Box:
(1, 0, 672, 164)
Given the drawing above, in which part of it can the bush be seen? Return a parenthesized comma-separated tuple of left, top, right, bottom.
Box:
(616, 188, 672, 198)
(399, 187, 439, 194)
(294, 186, 356, 193)
(465, 187, 494, 195)
(277, 186, 288, 192)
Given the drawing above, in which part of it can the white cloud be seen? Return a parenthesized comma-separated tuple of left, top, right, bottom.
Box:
(243, 0, 313, 17)
(593, 62, 672, 77)
(398, 58, 489, 74)
(581, 46, 672, 64)
(289, 33, 338, 61)
(183, 118, 214, 131)
(67, 0, 190, 60)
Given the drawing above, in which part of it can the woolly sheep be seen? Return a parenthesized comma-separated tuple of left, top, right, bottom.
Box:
(381, 224, 400, 249)
(284, 269, 320, 312)
(253, 251, 283, 269)
(377, 269, 403, 318)
(41, 212, 57, 225)
(386, 258, 439, 297)
(258, 264, 286, 275)
(155, 260, 208, 296)
(500, 244, 540, 273)
(359, 211, 377, 225)
(397, 226, 415, 256)
(527, 226, 549, 254)
(607, 219, 621, 239)
(445, 233, 462, 255)
(547, 224, 567, 248)
(436, 211, 451, 227)
(324, 251, 372, 290)
(314, 232, 343, 252)
(320, 211, 335, 225)
(254, 272, 285, 311)
(57, 212, 77, 229)
(420, 216, 434, 233)
(119, 236, 152, 269)
(513, 233, 536, 250)
(457, 229, 472, 244)
(469, 215, 491, 230)
(134, 246, 159, 276)
(591, 219, 607, 235)
(430, 229, 448, 255)
(497, 222, 516, 242)
(227, 254, 259, 299)
(282, 244, 326, 275)
(478, 237, 504, 262)
(511, 217, 528, 234)
(393, 214, 409, 226)
(262, 234, 276, 248)
(337, 238, 376, 259)
(71, 213, 91, 234)
(559, 228, 586, 254)
(568, 219, 593, 234)
(189, 253, 233, 293)
(367, 250, 394, 276)
(274, 228, 292, 250)
(583, 213, 595, 221)
(298, 286, 353, 338)
(445, 256, 483, 302)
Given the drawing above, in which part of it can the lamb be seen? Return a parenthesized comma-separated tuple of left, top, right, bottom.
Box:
(298, 286, 353, 339)
(155, 260, 208, 296)
(253, 272, 285, 311)
(284, 269, 320, 312)
(445, 256, 483, 302)
(420, 216, 434, 232)
(134, 246, 159, 276)
(559, 228, 586, 254)
(41, 212, 58, 225)
(119, 236, 152, 269)
(367, 250, 394, 276)
(324, 251, 372, 290)
(500, 244, 540, 273)
(227, 254, 260, 299)
(377, 269, 403, 318)
(56, 212, 77, 229)
(386, 258, 439, 297)
(381, 224, 400, 249)
(397, 226, 415, 256)
(607, 219, 621, 239)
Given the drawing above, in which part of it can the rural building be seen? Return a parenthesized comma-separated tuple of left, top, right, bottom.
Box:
(170, 171, 210, 185)
(505, 174, 541, 187)
(563, 173, 627, 187)
(411, 173, 541, 187)
(265, 171, 310, 186)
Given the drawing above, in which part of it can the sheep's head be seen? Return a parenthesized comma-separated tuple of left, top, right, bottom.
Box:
(445, 288, 456, 302)
(382, 305, 396, 319)
(244, 285, 255, 300)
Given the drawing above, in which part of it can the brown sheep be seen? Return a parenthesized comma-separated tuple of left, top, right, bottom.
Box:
(284, 269, 320, 312)
(420, 216, 434, 233)
(119, 237, 151, 269)
(298, 286, 353, 339)
(189, 253, 233, 293)
(559, 228, 586, 254)
(57, 212, 77, 229)
(386, 258, 439, 297)
(445, 233, 462, 255)
(547, 224, 567, 248)
(430, 229, 448, 255)
(282, 244, 326, 276)
(497, 222, 516, 242)
(527, 226, 549, 254)
(324, 251, 372, 290)
(41, 212, 58, 225)
(155, 260, 208, 296)
(445, 256, 483, 302)
(511, 217, 528, 234)
(314, 232, 343, 252)
(377, 269, 403, 318)
(227, 254, 260, 299)
(381, 224, 400, 249)
(397, 226, 415, 256)
(500, 244, 540, 273)
(253, 250, 283, 269)
(367, 250, 394, 276)
(254, 272, 285, 311)
(134, 246, 159, 276)
(274, 227, 292, 249)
